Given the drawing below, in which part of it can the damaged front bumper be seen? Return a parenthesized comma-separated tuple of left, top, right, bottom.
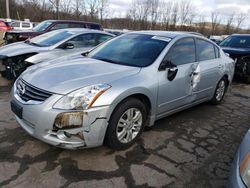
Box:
(11, 87, 111, 149)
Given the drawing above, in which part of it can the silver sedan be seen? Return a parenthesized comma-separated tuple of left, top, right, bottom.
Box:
(11, 31, 235, 150)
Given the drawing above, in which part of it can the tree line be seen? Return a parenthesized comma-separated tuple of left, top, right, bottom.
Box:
(0, 0, 250, 35)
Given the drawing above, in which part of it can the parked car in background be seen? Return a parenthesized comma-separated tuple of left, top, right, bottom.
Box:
(220, 34, 250, 83)
(104, 29, 131, 36)
(3, 20, 103, 44)
(0, 20, 12, 31)
(10, 31, 234, 150)
(228, 129, 250, 188)
(208, 35, 224, 44)
(0, 28, 113, 80)
(10, 21, 34, 30)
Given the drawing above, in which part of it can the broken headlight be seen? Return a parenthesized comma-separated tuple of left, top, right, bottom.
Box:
(53, 84, 111, 110)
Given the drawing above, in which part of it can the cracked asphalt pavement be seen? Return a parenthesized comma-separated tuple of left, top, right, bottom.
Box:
(0, 83, 250, 188)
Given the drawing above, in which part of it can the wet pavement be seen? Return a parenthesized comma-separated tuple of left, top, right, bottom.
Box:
(0, 83, 250, 188)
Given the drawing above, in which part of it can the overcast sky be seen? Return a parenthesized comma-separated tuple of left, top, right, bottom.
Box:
(108, 0, 250, 28)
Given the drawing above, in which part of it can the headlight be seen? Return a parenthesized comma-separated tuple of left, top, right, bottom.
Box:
(53, 84, 111, 110)
(240, 152, 250, 187)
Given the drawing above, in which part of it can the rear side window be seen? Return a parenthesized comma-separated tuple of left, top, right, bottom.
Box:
(22, 23, 31, 28)
(87, 24, 101, 30)
(67, 33, 97, 48)
(197, 39, 216, 61)
(69, 23, 85, 28)
(97, 34, 112, 44)
(50, 23, 69, 30)
(164, 38, 196, 66)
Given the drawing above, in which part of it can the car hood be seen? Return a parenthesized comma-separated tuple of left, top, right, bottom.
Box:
(21, 57, 141, 94)
(25, 47, 91, 64)
(0, 42, 49, 57)
(221, 47, 250, 58)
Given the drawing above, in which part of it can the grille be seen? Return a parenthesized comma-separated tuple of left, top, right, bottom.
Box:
(16, 79, 52, 102)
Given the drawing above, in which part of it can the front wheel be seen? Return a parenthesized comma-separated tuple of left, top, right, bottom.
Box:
(105, 98, 147, 150)
(210, 77, 228, 105)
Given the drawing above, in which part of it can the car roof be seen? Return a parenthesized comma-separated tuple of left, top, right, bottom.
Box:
(231, 34, 250, 37)
(46, 20, 101, 25)
(52, 28, 114, 36)
(130, 30, 203, 39)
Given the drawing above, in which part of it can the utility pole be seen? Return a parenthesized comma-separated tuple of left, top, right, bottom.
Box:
(6, 0, 10, 18)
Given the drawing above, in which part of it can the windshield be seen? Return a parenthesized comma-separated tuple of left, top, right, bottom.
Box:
(88, 34, 169, 67)
(33, 21, 52, 32)
(28, 30, 74, 47)
(220, 36, 250, 48)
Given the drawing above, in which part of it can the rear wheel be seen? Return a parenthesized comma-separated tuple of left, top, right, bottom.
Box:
(105, 98, 147, 150)
(211, 77, 228, 105)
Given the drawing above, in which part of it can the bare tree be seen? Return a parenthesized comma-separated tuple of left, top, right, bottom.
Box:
(128, 0, 151, 30)
(160, 1, 173, 30)
(235, 13, 247, 33)
(170, 1, 179, 30)
(210, 11, 221, 35)
(49, 0, 60, 19)
(197, 14, 207, 34)
(148, 0, 160, 29)
(98, 0, 109, 23)
(179, 0, 192, 28)
(86, 0, 99, 20)
(224, 13, 235, 34)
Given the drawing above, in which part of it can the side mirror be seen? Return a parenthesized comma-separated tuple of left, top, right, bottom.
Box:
(61, 42, 74, 49)
(159, 59, 176, 71)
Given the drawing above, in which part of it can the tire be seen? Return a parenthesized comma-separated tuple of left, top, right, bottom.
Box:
(105, 98, 147, 150)
(210, 77, 228, 105)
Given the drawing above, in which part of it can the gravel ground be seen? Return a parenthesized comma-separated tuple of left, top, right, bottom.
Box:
(0, 83, 249, 188)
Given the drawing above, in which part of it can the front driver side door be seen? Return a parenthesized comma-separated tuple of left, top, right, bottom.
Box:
(157, 37, 198, 117)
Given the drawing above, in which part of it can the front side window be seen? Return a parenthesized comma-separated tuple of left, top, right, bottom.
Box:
(197, 39, 216, 61)
(67, 34, 96, 48)
(33, 21, 52, 32)
(88, 34, 169, 67)
(11, 22, 20, 27)
(164, 38, 196, 66)
(28, 30, 74, 47)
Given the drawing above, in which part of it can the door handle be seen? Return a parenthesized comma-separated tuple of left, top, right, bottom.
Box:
(218, 64, 223, 68)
